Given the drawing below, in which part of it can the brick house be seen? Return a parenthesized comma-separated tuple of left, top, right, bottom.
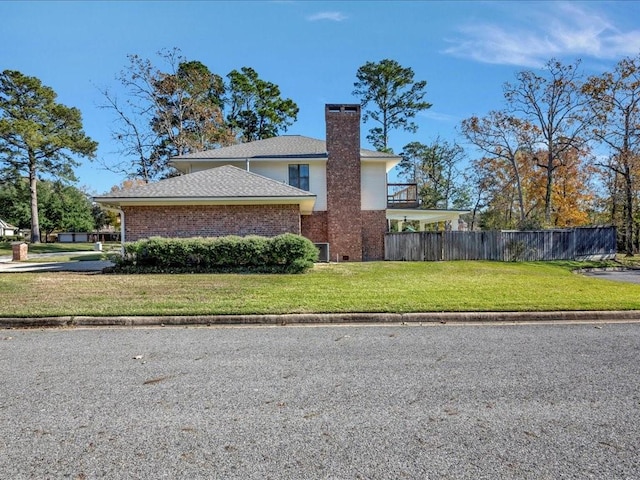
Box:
(95, 104, 466, 261)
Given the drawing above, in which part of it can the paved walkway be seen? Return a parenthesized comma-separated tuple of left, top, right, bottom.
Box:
(0, 251, 113, 272)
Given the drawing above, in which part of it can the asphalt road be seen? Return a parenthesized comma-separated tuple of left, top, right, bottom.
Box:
(1, 323, 639, 479)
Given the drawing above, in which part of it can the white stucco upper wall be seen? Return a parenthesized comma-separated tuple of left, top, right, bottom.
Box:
(361, 161, 388, 210)
(185, 159, 387, 212)
(188, 159, 329, 211)
(248, 161, 328, 211)
(185, 157, 389, 212)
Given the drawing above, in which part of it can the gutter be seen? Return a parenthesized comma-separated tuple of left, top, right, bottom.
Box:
(94, 196, 318, 215)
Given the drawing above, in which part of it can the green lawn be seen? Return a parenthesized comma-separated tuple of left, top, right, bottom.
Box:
(0, 260, 639, 317)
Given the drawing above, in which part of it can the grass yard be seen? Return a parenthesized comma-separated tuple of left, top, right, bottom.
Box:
(0, 260, 639, 317)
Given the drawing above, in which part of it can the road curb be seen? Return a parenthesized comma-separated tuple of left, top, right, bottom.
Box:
(2, 310, 640, 329)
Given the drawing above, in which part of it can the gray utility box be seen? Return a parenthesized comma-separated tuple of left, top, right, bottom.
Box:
(314, 243, 330, 262)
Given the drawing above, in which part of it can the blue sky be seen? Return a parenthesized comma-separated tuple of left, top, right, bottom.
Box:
(3, 1, 640, 195)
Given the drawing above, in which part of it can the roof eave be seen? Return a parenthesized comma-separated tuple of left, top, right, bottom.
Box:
(360, 155, 402, 172)
(386, 208, 470, 222)
(94, 195, 317, 214)
(170, 153, 328, 163)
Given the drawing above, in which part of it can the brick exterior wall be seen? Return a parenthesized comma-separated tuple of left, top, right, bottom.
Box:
(122, 204, 300, 241)
(118, 104, 390, 261)
(301, 211, 328, 243)
(325, 104, 363, 261)
(361, 210, 387, 261)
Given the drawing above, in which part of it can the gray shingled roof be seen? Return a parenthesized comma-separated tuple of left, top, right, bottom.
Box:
(95, 165, 315, 200)
(170, 135, 398, 160)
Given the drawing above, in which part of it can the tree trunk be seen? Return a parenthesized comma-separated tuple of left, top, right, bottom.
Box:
(512, 158, 526, 226)
(29, 154, 41, 244)
(544, 151, 554, 225)
(624, 166, 634, 256)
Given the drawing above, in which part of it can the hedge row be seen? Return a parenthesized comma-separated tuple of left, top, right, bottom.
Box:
(108, 234, 319, 274)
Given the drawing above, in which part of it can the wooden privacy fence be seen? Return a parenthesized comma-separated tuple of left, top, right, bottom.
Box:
(384, 227, 617, 262)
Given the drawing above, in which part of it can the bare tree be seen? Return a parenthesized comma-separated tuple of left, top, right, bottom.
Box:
(98, 48, 232, 182)
(583, 55, 640, 255)
(96, 85, 158, 182)
(398, 137, 465, 209)
(504, 59, 591, 225)
(461, 111, 539, 226)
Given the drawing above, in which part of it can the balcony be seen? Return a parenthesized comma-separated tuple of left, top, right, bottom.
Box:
(387, 183, 420, 209)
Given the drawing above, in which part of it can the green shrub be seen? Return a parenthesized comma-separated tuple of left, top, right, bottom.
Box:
(0, 235, 24, 243)
(109, 234, 318, 274)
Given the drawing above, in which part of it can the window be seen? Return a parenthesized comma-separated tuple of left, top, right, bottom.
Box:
(288, 164, 309, 191)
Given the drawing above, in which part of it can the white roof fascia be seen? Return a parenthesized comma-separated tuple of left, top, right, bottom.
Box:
(361, 156, 402, 172)
(386, 209, 469, 222)
(96, 196, 317, 215)
(170, 157, 328, 175)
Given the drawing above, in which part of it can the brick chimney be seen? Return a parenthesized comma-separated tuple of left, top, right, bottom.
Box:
(325, 104, 362, 261)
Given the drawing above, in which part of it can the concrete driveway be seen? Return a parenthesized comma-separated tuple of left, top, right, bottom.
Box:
(0, 251, 114, 273)
(0, 259, 113, 272)
(583, 268, 640, 284)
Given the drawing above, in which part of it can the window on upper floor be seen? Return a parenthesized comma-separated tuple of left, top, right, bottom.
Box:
(288, 164, 309, 191)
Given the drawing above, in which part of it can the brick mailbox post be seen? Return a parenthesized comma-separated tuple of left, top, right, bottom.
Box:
(12, 242, 28, 262)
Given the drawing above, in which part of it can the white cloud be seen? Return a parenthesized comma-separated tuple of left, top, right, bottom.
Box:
(419, 110, 459, 124)
(443, 2, 640, 67)
(307, 11, 347, 22)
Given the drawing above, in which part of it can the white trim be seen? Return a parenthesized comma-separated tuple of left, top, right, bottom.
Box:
(96, 197, 316, 215)
(386, 209, 469, 221)
(387, 209, 469, 232)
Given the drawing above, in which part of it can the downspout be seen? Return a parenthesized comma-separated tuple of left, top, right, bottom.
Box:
(102, 206, 125, 256)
